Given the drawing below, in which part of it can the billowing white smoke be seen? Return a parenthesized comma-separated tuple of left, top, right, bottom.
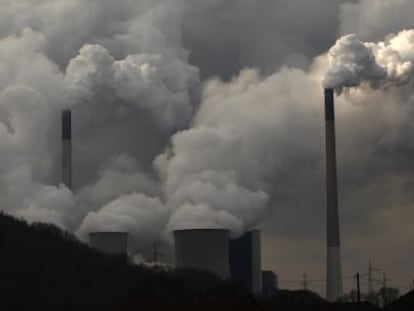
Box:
(156, 67, 321, 238)
(77, 192, 169, 252)
(0, 0, 199, 249)
(0, 28, 73, 228)
(15, 184, 75, 230)
(324, 29, 414, 90)
(0, 0, 284, 248)
(64, 43, 198, 129)
(156, 126, 269, 237)
(154, 28, 414, 239)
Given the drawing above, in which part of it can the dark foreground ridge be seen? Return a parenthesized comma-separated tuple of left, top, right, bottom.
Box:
(0, 212, 242, 310)
(0, 212, 411, 310)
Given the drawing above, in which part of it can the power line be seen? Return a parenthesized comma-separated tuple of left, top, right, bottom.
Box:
(280, 274, 359, 288)
(381, 270, 392, 288)
(368, 259, 380, 293)
(302, 273, 308, 290)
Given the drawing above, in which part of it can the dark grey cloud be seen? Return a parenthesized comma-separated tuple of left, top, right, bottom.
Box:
(182, 0, 345, 79)
(339, 0, 414, 40)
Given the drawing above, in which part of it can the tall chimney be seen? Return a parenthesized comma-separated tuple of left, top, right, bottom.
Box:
(61, 109, 72, 190)
(325, 89, 343, 301)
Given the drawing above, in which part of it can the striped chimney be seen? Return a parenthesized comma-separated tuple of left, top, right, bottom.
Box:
(325, 89, 343, 301)
(61, 110, 72, 190)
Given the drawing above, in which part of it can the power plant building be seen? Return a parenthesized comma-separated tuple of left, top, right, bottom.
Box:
(174, 229, 231, 279)
(229, 230, 262, 294)
(262, 270, 278, 295)
(89, 232, 128, 256)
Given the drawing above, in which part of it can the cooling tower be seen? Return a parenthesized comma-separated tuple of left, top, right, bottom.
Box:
(89, 232, 128, 256)
(174, 229, 231, 279)
(324, 88, 343, 301)
(61, 109, 72, 190)
(229, 230, 262, 294)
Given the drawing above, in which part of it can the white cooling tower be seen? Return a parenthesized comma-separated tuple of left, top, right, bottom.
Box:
(89, 232, 128, 256)
(174, 229, 231, 279)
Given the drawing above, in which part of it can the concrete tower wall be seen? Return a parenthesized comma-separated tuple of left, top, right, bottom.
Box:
(89, 232, 128, 256)
(174, 229, 230, 279)
(229, 230, 262, 294)
(325, 88, 343, 301)
(61, 110, 72, 190)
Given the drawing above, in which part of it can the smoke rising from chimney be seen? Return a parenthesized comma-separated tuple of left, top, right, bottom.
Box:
(324, 30, 414, 91)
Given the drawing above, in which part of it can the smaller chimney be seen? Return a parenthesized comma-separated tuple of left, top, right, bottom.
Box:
(61, 110, 72, 190)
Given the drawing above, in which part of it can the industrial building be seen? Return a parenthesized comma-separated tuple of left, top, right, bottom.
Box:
(172, 229, 263, 293)
(229, 230, 262, 294)
(174, 229, 231, 279)
(89, 231, 129, 256)
(262, 270, 278, 295)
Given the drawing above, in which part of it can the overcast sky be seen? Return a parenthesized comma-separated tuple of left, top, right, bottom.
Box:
(1, 0, 414, 297)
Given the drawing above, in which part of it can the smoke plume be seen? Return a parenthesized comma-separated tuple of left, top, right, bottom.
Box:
(155, 67, 322, 237)
(0, 0, 200, 248)
(324, 30, 414, 90)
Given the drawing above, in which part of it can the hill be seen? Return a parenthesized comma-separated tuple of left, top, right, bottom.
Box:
(0, 212, 240, 310)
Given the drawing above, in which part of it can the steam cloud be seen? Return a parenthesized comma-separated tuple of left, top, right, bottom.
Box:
(64, 43, 198, 129)
(0, 0, 200, 248)
(324, 30, 414, 90)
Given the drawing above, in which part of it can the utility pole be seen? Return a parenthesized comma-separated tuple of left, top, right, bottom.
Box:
(356, 273, 361, 303)
(382, 270, 391, 289)
(381, 270, 392, 307)
(368, 260, 380, 294)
